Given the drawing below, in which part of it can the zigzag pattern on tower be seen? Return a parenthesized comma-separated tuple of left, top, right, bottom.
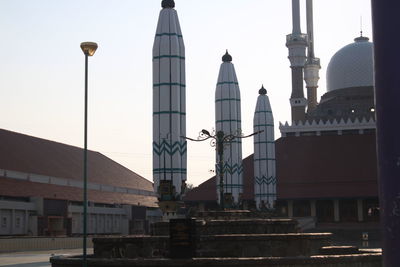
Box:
(216, 162, 244, 175)
(255, 175, 277, 185)
(152, 140, 187, 156)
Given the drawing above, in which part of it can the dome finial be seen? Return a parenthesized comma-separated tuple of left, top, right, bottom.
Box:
(259, 85, 267, 95)
(355, 16, 369, 41)
(162, 0, 175, 8)
(354, 35, 369, 42)
(222, 50, 232, 62)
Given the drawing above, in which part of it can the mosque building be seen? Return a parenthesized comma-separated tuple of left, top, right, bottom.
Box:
(185, 0, 379, 223)
(277, 0, 378, 223)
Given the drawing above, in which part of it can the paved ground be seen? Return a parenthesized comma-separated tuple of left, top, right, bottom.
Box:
(0, 248, 93, 267)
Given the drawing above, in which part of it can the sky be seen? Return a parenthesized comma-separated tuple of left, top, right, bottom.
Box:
(0, 0, 372, 187)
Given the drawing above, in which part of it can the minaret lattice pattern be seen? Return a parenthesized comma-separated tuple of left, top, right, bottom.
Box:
(152, 2, 186, 199)
(215, 52, 243, 204)
(253, 86, 276, 209)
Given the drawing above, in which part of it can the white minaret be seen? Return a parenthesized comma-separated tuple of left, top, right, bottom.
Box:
(253, 85, 276, 209)
(286, 0, 308, 122)
(304, 0, 321, 112)
(215, 51, 243, 206)
(152, 0, 186, 204)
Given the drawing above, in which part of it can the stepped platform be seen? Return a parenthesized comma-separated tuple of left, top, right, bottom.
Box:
(50, 211, 382, 267)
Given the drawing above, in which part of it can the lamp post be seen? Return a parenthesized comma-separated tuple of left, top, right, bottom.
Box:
(80, 42, 97, 267)
(183, 129, 261, 209)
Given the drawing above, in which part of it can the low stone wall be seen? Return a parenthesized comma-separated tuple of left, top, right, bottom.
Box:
(202, 219, 297, 235)
(151, 219, 298, 236)
(0, 237, 93, 252)
(93, 236, 168, 258)
(93, 233, 331, 258)
(195, 210, 252, 220)
(50, 253, 382, 267)
(197, 233, 332, 257)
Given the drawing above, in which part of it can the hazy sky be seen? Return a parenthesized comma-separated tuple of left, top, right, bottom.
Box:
(0, 0, 372, 186)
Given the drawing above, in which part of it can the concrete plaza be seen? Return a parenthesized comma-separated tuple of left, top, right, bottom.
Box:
(0, 248, 92, 267)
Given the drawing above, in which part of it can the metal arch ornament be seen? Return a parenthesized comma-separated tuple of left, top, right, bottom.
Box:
(182, 129, 262, 209)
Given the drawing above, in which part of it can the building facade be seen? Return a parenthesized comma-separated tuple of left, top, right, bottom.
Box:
(0, 129, 160, 236)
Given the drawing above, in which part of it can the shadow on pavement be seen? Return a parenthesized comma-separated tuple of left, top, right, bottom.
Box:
(1, 262, 50, 267)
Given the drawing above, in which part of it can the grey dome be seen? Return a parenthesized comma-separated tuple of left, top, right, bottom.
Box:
(326, 36, 374, 92)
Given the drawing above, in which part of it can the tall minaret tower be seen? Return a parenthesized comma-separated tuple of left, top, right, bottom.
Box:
(253, 85, 276, 209)
(152, 0, 187, 209)
(286, 0, 308, 122)
(304, 0, 320, 113)
(215, 51, 243, 206)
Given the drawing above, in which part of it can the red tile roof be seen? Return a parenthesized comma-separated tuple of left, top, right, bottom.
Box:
(0, 177, 157, 207)
(0, 129, 157, 207)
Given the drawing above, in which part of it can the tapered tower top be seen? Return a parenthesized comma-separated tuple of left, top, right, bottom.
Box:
(222, 50, 232, 62)
(162, 0, 175, 8)
(259, 85, 267, 95)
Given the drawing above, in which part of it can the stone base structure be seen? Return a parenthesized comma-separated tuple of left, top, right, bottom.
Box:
(50, 210, 381, 267)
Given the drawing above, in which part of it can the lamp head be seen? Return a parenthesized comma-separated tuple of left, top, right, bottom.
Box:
(201, 129, 211, 136)
(80, 42, 98, 56)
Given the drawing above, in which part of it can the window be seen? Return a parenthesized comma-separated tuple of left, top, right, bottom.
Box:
(15, 217, 21, 228)
(1, 217, 7, 228)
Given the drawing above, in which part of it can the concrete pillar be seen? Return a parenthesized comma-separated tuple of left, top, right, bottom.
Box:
(288, 200, 294, 218)
(372, 1, 400, 265)
(24, 210, 29, 234)
(310, 200, 317, 217)
(357, 199, 364, 222)
(11, 209, 15, 235)
(333, 199, 340, 222)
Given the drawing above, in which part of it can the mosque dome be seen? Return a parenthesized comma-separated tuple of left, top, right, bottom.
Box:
(326, 36, 374, 92)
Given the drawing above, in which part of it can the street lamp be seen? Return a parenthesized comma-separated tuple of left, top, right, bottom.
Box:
(183, 129, 262, 209)
(80, 41, 97, 267)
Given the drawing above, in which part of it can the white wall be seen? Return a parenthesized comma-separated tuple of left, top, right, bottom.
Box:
(69, 205, 128, 235)
(0, 200, 37, 236)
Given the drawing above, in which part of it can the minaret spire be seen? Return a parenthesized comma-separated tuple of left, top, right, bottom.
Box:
(215, 51, 243, 206)
(286, 0, 308, 123)
(304, 0, 321, 113)
(291, 0, 301, 34)
(253, 85, 276, 210)
(152, 0, 187, 217)
(306, 0, 315, 59)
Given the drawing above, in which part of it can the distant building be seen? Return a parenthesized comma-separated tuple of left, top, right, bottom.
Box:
(0, 129, 160, 236)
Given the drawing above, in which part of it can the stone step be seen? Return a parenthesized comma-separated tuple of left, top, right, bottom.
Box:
(319, 246, 360, 255)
